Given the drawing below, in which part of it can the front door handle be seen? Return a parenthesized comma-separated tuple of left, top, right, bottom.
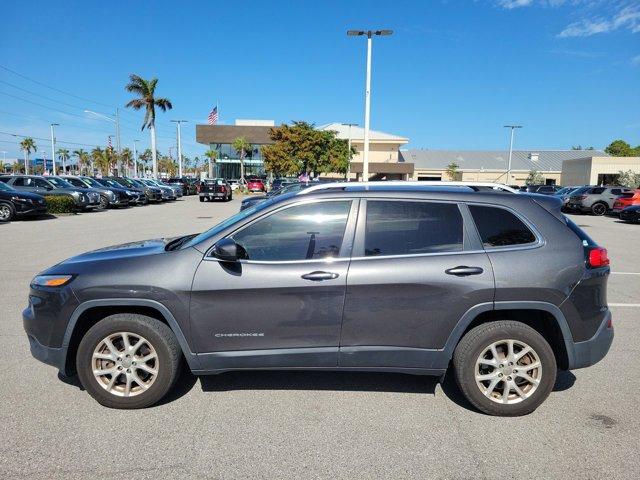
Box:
(301, 271, 339, 281)
(445, 266, 484, 276)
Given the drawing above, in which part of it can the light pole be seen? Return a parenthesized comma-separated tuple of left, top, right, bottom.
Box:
(50, 123, 59, 175)
(133, 139, 139, 177)
(342, 123, 358, 181)
(347, 29, 392, 182)
(171, 120, 188, 177)
(504, 125, 523, 185)
(1, 150, 6, 172)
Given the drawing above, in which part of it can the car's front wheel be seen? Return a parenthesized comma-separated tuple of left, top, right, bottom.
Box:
(591, 202, 608, 216)
(453, 321, 556, 416)
(98, 195, 109, 210)
(0, 202, 16, 222)
(76, 313, 181, 409)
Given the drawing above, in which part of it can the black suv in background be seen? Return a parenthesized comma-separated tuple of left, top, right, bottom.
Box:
(166, 177, 197, 195)
(23, 185, 612, 416)
(0, 180, 47, 221)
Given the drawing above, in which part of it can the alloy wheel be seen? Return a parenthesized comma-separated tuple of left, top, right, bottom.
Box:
(92, 332, 158, 397)
(99, 196, 109, 209)
(592, 203, 607, 216)
(0, 204, 11, 221)
(475, 339, 542, 404)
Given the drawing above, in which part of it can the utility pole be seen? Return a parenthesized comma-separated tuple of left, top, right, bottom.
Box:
(504, 125, 523, 185)
(347, 29, 393, 182)
(50, 123, 59, 175)
(171, 120, 188, 177)
(133, 139, 139, 177)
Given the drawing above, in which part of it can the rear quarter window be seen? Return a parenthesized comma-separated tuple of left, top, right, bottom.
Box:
(469, 205, 536, 247)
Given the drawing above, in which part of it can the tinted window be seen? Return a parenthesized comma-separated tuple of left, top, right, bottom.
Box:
(590, 187, 605, 194)
(469, 205, 536, 247)
(364, 201, 463, 257)
(232, 201, 351, 261)
(610, 189, 621, 195)
(34, 179, 51, 188)
(539, 186, 555, 192)
(12, 178, 27, 186)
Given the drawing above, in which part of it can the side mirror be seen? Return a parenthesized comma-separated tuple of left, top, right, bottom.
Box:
(211, 237, 239, 262)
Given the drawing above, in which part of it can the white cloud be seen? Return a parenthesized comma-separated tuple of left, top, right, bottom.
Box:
(497, 0, 535, 9)
(632, 54, 640, 66)
(559, 4, 640, 37)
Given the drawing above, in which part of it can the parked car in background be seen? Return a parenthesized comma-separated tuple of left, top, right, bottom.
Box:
(620, 205, 640, 224)
(519, 185, 560, 195)
(58, 175, 127, 210)
(240, 182, 314, 210)
(0, 175, 95, 210)
(0, 181, 47, 222)
(612, 189, 640, 214)
(567, 186, 634, 216)
(23, 184, 612, 415)
(137, 178, 178, 201)
(108, 177, 163, 203)
(553, 186, 581, 209)
(228, 179, 240, 191)
(246, 178, 266, 192)
(166, 177, 197, 196)
(271, 177, 298, 191)
(199, 178, 232, 202)
(93, 178, 147, 205)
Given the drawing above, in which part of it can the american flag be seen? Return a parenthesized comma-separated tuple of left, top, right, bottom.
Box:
(208, 106, 218, 125)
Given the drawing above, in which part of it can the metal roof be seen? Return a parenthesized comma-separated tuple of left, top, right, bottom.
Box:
(400, 149, 608, 172)
(319, 123, 409, 143)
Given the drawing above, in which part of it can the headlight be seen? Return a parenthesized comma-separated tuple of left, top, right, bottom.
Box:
(31, 275, 74, 287)
(11, 196, 32, 203)
(70, 191, 80, 197)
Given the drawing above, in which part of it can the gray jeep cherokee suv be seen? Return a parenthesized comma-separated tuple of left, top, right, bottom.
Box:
(23, 185, 613, 416)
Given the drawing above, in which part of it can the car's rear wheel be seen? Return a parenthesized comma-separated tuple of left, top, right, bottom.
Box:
(76, 313, 181, 409)
(453, 321, 556, 416)
(591, 202, 607, 216)
(0, 202, 16, 222)
(98, 195, 109, 210)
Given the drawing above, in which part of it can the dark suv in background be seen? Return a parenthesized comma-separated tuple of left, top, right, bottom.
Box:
(0, 181, 47, 221)
(0, 175, 96, 210)
(23, 185, 612, 416)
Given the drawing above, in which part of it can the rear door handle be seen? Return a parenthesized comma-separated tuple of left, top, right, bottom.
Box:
(445, 266, 484, 276)
(301, 271, 339, 281)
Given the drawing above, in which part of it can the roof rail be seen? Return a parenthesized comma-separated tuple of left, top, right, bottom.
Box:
(298, 180, 519, 195)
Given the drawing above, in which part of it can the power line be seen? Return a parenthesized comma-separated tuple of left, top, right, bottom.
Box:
(0, 130, 102, 148)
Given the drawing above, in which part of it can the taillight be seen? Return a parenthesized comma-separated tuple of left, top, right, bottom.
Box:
(220, 186, 226, 193)
(588, 247, 609, 268)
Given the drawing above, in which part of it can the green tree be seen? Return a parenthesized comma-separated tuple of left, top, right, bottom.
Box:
(616, 170, 640, 188)
(204, 150, 217, 178)
(92, 147, 110, 176)
(57, 148, 70, 174)
(232, 137, 251, 182)
(525, 170, 545, 185)
(120, 147, 133, 176)
(19, 137, 36, 175)
(158, 155, 177, 177)
(73, 149, 89, 175)
(125, 74, 172, 178)
(261, 121, 350, 177)
(604, 139, 640, 157)
(445, 162, 460, 181)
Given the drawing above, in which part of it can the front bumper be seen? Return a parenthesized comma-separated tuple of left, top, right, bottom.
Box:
(14, 199, 47, 217)
(569, 311, 613, 370)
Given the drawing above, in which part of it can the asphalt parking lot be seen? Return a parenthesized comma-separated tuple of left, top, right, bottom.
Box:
(1, 196, 639, 479)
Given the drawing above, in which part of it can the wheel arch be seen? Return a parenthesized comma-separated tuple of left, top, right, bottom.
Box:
(444, 301, 576, 370)
(62, 299, 199, 375)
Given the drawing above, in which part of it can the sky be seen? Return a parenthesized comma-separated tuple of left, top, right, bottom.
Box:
(1, 0, 639, 164)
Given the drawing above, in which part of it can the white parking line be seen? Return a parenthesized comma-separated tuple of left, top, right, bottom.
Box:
(609, 303, 640, 307)
(611, 272, 640, 275)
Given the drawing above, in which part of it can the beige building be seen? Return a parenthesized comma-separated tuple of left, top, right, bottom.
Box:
(400, 150, 609, 186)
(319, 123, 413, 180)
(561, 156, 640, 186)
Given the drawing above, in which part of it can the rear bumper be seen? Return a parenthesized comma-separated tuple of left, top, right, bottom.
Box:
(200, 192, 226, 198)
(569, 310, 613, 370)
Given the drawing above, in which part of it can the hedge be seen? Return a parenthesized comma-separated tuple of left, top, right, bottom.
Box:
(44, 195, 76, 214)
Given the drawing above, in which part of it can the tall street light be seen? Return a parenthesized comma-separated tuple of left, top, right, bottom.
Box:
(342, 123, 358, 181)
(504, 125, 522, 185)
(133, 139, 139, 177)
(347, 29, 393, 182)
(50, 123, 59, 175)
(85, 109, 121, 172)
(171, 120, 188, 178)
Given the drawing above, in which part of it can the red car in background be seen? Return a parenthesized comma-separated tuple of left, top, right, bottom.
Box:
(246, 178, 266, 192)
(612, 189, 640, 213)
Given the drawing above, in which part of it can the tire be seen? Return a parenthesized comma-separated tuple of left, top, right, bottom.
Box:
(76, 313, 182, 409)
(229, 192, 233, 201)
(453, 321, 556, 416)
(591, 202, 607, 216)
(98, 195, 109, 210)
(0, 202, 16, 222)
(199, 197, 204, 202)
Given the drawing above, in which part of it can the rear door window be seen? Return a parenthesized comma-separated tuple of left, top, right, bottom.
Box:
(364, 201, 463, 256)
(590, 187, 605, 194)
(469, 205, 536, 247)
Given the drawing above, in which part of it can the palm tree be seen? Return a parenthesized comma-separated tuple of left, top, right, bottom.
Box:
(91, 147, 109, 176)
(120, 147, 133, 176)
(124, 74, 172, 178)
(20, 138, 36, 175)
(73, 149, 89, 175)
(232, 137, 251, 183)
(204, 149, 217, 178)
(57, 148, 70, 174)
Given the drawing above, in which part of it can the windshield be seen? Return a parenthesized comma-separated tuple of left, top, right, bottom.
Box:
(48, 177, 74, 189)
(571, 187, 590, 195)
(81, 177, 103, 188)
(129, 179, 146, 188)
(0, 181, 14, 192)
(102, 179, 124, 188)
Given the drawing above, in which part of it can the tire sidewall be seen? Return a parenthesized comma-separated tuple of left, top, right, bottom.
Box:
(76, 315, 179, 409)
(0, 202, 15, 222)
(455, 322, 557, 416)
